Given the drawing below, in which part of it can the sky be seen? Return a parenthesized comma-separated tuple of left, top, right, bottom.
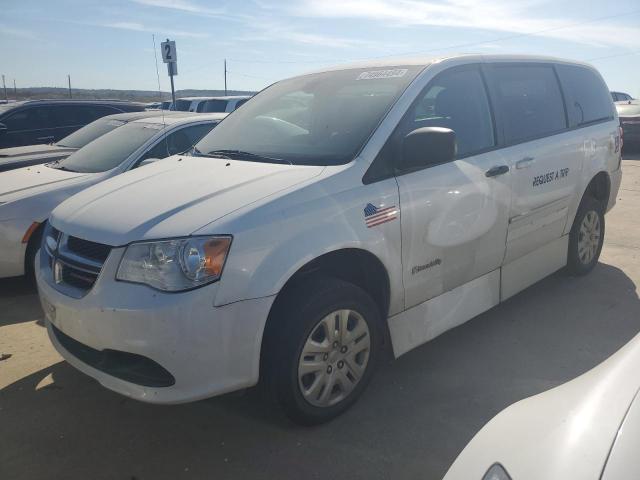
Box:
(1, 0, 640, 97)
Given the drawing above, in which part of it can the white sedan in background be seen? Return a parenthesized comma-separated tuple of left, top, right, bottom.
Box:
(0, 112, 226, 278)
(443, 333, 640, 480)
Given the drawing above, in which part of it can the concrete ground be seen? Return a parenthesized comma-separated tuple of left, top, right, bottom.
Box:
(2, 152, 640, 480)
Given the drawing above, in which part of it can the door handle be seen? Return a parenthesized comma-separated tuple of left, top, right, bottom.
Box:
(485, 165, 509, 178)
(516, 157, 535, 169)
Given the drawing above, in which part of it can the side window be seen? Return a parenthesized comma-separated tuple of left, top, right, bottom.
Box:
(3, 107, 55, 131)
(54, 105, 98, 127)
(141, 124, 215, 161)
(198, 100, 227, 113)
(399, 67, 495, 159)
(556, 65, 614, 127)
(611, 92, 619, 102)
(234, 99, 249, 110)
(620, 93, 631, 102)
(87, 105, 120, 120)
(487, 65, 566, 144)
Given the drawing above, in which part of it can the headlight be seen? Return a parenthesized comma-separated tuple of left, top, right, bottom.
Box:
(116, 236, 232, 292)
(482, 463, 512, 480)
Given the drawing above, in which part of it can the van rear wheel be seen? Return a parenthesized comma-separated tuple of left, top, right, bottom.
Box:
(567, 196, 605, 275)
(265, 277, 381, 425)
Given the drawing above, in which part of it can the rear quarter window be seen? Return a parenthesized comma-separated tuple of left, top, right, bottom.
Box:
(486, 64, 567, 145)
(556, 65, 614, 127)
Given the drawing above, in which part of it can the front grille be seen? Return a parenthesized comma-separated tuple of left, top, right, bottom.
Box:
(60, 261, 100, 290)
(67, 236, 111, 263)
(43, 226, 111, 295)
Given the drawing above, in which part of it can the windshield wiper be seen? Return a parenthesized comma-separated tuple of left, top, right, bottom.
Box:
(206, 149, 293, 165)
(47, 162, 78, 172)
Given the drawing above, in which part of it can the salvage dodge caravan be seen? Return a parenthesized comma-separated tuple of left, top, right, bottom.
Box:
(37, 55, 622, 424)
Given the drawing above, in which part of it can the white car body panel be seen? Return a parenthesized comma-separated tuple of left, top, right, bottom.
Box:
(443, 334, 640, 480)
(37, 55, 622, 404)
(0, 113, 225, 278)
(52, 157, 324, 246)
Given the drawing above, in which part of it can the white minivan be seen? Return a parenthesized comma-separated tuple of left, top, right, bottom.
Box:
(37, 55, 622, 424)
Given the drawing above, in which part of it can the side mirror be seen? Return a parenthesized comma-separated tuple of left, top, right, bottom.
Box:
(139, 157, 161, 167)
(400, 127, 456, 171)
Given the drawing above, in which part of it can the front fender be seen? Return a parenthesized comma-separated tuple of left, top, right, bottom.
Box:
(213, 177, 404, 314)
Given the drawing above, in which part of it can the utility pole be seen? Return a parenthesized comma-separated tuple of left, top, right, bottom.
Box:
(67, 74, 72, 99)
(13, 79, 16, 97)
(224, 59, 227, 96)
(2, 75, 6, 102)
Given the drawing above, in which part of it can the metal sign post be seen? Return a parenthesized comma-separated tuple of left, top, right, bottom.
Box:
(161, 39, 178, 107)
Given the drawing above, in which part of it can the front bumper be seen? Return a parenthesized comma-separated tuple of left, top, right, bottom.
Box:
(36, 250, 275, 404)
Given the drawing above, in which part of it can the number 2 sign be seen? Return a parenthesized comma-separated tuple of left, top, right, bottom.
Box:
(161, 40, 177, 64)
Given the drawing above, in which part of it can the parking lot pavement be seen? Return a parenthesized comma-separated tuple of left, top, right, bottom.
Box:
(1, 152, 640, 480)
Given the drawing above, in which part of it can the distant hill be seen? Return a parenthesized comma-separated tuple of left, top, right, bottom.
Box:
(6, 87, 257, 104)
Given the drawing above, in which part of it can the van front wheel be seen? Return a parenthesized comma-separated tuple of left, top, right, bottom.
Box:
(266, 277, 381, 425)
(567, 196, 605, 275)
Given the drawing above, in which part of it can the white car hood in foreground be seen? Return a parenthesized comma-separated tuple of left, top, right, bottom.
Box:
(443, 333, 640, 480)
(0, 164, 89, 204)
(51, 156, 324, 246)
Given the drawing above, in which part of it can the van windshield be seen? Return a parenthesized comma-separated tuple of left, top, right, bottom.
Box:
(54, 122, 163, 173)
(194, 65, 424, 165)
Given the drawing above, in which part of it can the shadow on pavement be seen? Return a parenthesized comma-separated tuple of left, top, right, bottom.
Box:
(1, 262, 639, 480)
(0, 276, 42, 327)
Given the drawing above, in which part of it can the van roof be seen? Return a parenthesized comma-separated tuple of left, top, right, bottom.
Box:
(304, 54, 595, 75)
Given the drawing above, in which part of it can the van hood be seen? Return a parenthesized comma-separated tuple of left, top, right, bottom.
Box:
(51, 156, 324, 246)
(0, 164, 90, 203)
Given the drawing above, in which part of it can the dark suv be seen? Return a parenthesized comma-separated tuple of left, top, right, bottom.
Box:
(0, 100, 146, 148)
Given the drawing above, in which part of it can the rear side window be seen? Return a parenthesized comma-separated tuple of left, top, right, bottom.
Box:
(197, 100, 228, 113)
(3, 107, 56, 130)
(173, 100, 192, 111)
(556, 65, 613, 127)
(487, 65, 566, 144)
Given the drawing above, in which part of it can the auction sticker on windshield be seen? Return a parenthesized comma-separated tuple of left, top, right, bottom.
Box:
(357, 68, 408, 80)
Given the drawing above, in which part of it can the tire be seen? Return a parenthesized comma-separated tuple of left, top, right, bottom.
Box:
(566, 195, 605, 275)
(24, 225, 44, 283)
(264, 276, 381, 425)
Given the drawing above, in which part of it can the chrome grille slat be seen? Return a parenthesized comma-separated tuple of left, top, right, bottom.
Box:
(43, 227, 111, 294)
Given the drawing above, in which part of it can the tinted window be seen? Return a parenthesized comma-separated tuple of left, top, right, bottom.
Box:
(143, 123, 216, 159)
(234, 99, 249, 109)
(488, 65, 566, 144)
(195, 65, 424, 165)
(54, 105, 96, 126)
(3, 107, 56, 130)
(57, 122, 162, 173)
(173, 100, 192, 111)
(403, 67, 494, 157)
(197, 100, 227, 113)
(87, 105, 120, 119)
(556, 65, 613, 127)
(56, 117, 126, 148)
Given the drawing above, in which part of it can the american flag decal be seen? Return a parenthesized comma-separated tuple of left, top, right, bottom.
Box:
(364, 203, 398, 228)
